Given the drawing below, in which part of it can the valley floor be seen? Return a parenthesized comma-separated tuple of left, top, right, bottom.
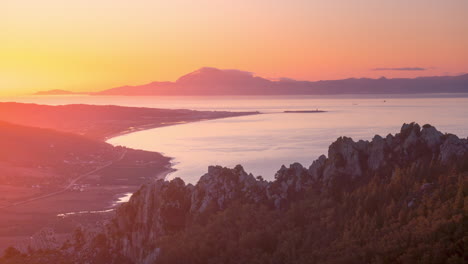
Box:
(0, 148, 172, 251)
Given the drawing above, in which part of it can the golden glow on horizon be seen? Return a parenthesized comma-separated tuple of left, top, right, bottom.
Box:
(1, 0, 468, 95)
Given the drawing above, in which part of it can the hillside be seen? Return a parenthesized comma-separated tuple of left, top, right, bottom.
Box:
(3, 123, 466, 263)
(0, 122, 170, 250)
(0, 121, 116, 184)
(0, 102, 258, 140)
(93, 67, 468, 96)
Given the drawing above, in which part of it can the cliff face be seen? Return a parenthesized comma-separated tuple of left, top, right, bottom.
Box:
(106, 178, 190, 263)
(100, 123, 467, 264)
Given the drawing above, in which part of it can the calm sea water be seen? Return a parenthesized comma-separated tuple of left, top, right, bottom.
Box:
(3, 94, 468, 183)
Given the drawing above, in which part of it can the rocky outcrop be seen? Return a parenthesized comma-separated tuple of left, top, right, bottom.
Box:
(106, 165, 268, 263)
(102, 123, 468, 264)
(266, 163, 312, 209)
(440, 134, 468, 163)
(309, 123, 467, 187)
(190, 165, 267, 214)
(108, 178, 191, 263)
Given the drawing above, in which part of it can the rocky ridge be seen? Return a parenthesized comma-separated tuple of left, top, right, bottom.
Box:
(95, 123, 467, 263)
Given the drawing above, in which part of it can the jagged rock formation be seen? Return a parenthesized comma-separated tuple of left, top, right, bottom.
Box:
(311, 123, 467, 185)
(100, 123, 467, 264)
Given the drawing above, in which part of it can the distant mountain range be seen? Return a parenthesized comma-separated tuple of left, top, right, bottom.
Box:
(33, 89, 84, 95)
(36, 67, 468, 96)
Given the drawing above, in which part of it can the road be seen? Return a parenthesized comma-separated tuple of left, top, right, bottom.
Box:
(0, 149, 127, 210)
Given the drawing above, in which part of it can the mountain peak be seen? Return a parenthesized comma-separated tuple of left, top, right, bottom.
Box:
(176, 67, 256, 84)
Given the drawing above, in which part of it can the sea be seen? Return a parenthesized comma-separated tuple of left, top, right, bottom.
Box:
(3, 94, 468, 183)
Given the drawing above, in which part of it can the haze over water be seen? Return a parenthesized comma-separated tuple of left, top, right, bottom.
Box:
(13, 94, 461, 184)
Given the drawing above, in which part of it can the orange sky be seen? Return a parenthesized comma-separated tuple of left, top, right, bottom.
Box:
(1, 0, 468, 95)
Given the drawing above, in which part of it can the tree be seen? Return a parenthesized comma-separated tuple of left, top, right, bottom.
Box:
(453, 175, 465, 210)
(3, 246, 21, 259)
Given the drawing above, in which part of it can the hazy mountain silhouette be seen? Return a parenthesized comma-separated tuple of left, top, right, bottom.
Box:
(92, 67, 468, 95)
(33, 89, 81, 95)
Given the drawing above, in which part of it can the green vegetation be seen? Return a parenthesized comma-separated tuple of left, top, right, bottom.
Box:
(154, 166, 466, 264)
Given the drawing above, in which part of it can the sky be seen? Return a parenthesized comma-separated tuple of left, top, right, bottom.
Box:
(1, 0, 468, 95)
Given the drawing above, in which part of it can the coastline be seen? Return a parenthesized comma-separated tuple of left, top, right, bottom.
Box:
(102, 112, 264, 204)
(104, 111, 263, 184)
(151, 160, 177, 182)
(102, 111, 261, 141)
